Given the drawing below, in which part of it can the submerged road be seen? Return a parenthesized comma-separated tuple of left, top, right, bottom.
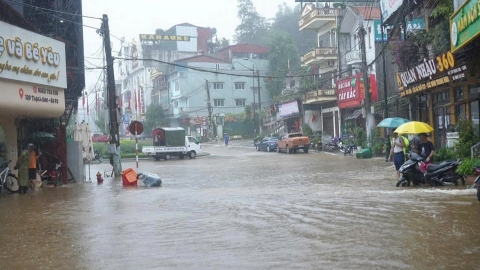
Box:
(1, 144, 479, 269)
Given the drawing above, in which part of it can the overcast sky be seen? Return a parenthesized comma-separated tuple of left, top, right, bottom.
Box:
(81, 0, 296, 92)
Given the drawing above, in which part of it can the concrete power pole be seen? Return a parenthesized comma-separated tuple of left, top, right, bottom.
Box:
(205, 80, 214, 140)
(257, 70, 262, 132)
(101, 14, 122, 176)
(359, 17, 372, 147)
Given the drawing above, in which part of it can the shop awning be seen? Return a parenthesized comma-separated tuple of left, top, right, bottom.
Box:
(346, 109, 363, 120)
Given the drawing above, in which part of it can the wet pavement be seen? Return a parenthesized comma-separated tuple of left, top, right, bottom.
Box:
(1, 145, 480, 269)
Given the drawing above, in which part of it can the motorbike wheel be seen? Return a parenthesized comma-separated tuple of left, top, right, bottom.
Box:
(452, 174, 465, 186)
(396, 177, 407, 187)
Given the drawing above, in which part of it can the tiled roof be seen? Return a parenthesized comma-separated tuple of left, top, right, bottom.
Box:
(352, 6, 381, 20)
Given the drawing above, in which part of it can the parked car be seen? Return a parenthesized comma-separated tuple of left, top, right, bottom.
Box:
(256, 137, 278, 152)
(277, 133, 310, 153)
(92, 134, 110, 143)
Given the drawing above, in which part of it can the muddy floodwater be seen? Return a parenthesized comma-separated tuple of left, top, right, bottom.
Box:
(1, 144, 480, 269)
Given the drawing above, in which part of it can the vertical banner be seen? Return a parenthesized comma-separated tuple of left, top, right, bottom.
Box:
(140, 87, 145, 115)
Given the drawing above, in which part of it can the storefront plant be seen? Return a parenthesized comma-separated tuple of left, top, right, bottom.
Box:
(353, 127, 366, 150)
(454, 119, 479, 158)
(456, 158, 480, 184)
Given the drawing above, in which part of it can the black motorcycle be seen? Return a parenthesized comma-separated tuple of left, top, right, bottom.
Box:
(340, 141, 357, 156)
(470, 166, 480, 202)
(396, 152, 464, 187)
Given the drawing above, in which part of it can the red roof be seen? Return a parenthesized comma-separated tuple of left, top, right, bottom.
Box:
(352, 6, 381, 20)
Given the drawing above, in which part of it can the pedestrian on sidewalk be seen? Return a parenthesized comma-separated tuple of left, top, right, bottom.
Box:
(224, 133, 229, 147)
(14, 149, 29, 194)
(28, 144, 41, 193)
(389, 131, 406, 179)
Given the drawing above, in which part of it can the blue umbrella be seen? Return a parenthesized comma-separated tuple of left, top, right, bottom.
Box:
(376, 117, 411, 128)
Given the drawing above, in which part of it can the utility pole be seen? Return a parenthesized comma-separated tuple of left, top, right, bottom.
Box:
(205, 80, 213, 140)
(252, 67, 256, 134)
(359, 16, 372, 147)
(100, 14, 122, 176)
(257, 70, 262, 132)
(380, 14, 391, 161)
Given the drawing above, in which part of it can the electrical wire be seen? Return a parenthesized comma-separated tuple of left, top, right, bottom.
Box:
(3, 0, 102, 20)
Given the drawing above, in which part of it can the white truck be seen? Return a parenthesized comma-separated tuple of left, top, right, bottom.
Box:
(141, 127, 202, 161)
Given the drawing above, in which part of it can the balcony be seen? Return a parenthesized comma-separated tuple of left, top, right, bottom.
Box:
(303, 88, 337, 105)
(345, 50, 362, 65)
(301, 47, 338, 66)
(299, 7, 338, 31)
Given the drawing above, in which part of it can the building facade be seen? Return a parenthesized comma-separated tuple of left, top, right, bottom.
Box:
(0, 0, 85, 183)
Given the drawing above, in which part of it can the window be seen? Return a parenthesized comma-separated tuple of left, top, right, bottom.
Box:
(214, 99, 225, 106)
(235, 82, 246, 89)
(252, 87, 259, 95)
(235, 99, 246, 106)
(213, 82, 224, 89)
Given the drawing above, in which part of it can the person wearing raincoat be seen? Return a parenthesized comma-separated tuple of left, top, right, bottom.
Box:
(14, 149, 29, 194)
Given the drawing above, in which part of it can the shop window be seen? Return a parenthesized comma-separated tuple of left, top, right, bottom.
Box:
(471, 101, 480, 136)
(469, 84, 480, 98)
(454, 87, 464, 101)
(456, 104, 465, 123)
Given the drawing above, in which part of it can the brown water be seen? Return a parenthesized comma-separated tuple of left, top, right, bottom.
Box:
(1, 145, 479, 269)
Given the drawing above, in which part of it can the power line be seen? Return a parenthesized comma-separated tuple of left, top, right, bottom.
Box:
(3, 0, 102, 20)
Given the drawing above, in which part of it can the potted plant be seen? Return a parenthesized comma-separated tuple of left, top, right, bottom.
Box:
(353, 127, 366, 151)
(456, 158, 480, 185)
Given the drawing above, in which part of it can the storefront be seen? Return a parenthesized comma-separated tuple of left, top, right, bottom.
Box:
(397, 50, 475, 148)
(0, 21, 66, 169)
(278, 99, 303, 133)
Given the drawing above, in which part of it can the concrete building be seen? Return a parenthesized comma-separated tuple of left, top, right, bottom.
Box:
(298, 2, 380, 141)
(0, 0, 85, 183)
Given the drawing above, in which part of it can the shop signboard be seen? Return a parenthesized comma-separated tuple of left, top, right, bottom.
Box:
(450, 0, 480, 53)
(398, 51, 469, 97)
(380, 0, 404, 23)
(336, 74, 364, 109)
(0, 21, 67, 89)
(374, 19, 425, 42)
(279, 100, 300, 118)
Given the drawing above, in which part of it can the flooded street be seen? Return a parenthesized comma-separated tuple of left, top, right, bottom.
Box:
(1, 144, 480, 269)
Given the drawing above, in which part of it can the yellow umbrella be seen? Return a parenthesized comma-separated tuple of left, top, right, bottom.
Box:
(394, 121, 434, 134)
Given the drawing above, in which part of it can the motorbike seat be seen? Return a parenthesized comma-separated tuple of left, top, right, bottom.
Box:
(426, 162, 451, 173)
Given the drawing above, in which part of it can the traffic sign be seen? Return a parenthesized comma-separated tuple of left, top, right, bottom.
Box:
(129, 121, 144, 135)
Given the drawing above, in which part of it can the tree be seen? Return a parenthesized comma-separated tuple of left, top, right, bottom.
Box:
(94, 108, 108, 135)
(234, 0, 270, 45)
(265, 31, 301, 99)
(144, 103, 167, 133)
(271, 4, 317, 54)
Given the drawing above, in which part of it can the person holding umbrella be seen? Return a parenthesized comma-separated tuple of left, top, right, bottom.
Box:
(28, 144, 41, 192)
(389, 131, 406, 179)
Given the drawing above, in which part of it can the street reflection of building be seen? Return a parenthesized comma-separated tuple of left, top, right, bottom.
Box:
(0, 1, 85, 183)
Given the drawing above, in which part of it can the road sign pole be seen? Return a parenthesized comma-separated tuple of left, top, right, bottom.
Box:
(135, 123, 138, 170)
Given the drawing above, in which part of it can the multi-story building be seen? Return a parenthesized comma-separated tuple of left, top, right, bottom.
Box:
(169, 44, 270, 138)
(298, 2, 380, 141)
(116, 23, 214, 136)
(0, 0, 85, 182)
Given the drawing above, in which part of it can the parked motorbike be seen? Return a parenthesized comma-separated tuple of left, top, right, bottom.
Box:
(310, 141, 323, 151)
(340, 141, 357, 156)
(469, 166, 480, 202)
(324, 140, 341, 152)
(396, 152, 464, 187)
(93, 149, 103, 163)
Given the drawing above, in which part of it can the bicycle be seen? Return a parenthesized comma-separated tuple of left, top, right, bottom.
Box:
(0, 160, 19, 193)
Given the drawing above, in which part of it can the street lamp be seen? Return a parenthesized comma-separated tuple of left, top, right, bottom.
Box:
(232, 60, 258, 134)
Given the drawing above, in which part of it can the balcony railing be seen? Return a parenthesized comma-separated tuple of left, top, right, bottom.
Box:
(301, 47, 338, 65)
(299, 8, 339, 30)
(345, 50, 362, 65)
(303, 88, 337, 104)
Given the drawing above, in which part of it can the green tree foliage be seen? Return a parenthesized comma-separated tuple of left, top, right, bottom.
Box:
(265, 31, 301, 99)
(94, 108, 108, 135)
(429, 0, 454, 54)
(144, 103, 167, 134)
(271, 4, 317, 54)
(454, 119, 479, 158)
(234, 0, 270, 45)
